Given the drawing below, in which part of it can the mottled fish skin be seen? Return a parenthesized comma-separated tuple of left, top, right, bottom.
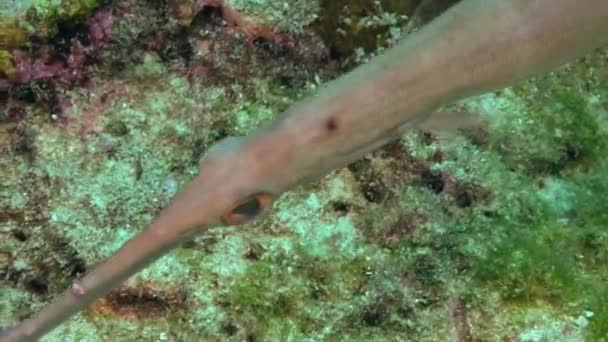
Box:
(4, 0, 608, 340)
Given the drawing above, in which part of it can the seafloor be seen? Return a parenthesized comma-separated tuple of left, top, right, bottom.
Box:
(1, 0, 607, 341)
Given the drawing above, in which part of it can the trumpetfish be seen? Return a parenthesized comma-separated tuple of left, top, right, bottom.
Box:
(2, 0, 608, 340)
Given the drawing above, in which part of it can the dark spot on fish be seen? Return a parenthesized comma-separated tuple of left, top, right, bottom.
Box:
(325, 117, 338, 132)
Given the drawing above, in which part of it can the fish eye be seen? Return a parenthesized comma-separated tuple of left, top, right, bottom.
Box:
(221, 193, 273, 225)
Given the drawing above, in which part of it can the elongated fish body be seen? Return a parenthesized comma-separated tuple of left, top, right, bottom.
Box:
(3, 0, 608, 340)
(255, 0, 608, 193)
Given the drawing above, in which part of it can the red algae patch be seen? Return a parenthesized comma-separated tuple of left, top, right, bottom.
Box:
(88, 282, 188, 320)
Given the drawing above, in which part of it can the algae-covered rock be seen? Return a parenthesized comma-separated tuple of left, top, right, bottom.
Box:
(0, 0, 99, 42)
(0, 19, 29, 50)
(317, 0, 419, 59)
(0, 50, 15, 79)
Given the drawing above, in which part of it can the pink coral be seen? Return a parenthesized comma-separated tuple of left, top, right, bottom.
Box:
(11, 50, 66, 84)
(88, 8, 113, 47)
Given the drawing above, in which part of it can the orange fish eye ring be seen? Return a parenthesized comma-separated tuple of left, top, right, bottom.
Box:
(221, 192, 273, 225)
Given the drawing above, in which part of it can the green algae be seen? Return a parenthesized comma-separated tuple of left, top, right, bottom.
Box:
(317, 0, 417, 60)
(0, 0, 98, 46)
(0, 20, 29, 50)
(26, 0, 99, 29)
(0, 49, 16, 78)
(452, 57, 608, 340)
